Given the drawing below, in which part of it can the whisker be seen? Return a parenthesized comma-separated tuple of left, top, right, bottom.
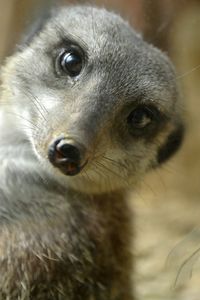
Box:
(83, 170, 93, 183)
(91, 162, 113, 191)
(174, 246, 200, 288)
(176, 64, 200, 80)
(25, 89, 61, 132)
(4, 111, 41, 131)
(101, 155, 128, 170)
(23, 90, 48, 123)
(95, 161, 131, 188)
(90, 162, 105, 179)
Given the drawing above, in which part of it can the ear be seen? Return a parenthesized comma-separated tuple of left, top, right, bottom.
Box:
(157, 123, 185, 165)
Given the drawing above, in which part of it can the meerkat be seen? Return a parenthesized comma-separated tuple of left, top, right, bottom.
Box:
(0, 5, 184, 300)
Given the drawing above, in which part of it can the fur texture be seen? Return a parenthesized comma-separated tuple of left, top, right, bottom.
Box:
(0, 6, 184, 299)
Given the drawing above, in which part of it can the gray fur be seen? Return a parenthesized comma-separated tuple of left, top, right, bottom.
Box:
(0, 5, 183, 299)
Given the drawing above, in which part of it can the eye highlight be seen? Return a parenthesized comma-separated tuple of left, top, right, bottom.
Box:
(127, 105, 161, 136)
(57, 47, 84, 77)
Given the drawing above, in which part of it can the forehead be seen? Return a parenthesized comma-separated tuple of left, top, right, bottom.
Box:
(30, 6, 177, 111)
(54, 7, 135, 43)
(42, 8, 145, 80)
(40, 6, 141, 56)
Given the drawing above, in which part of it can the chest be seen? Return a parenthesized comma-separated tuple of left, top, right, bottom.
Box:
(0, 194, 133, 299)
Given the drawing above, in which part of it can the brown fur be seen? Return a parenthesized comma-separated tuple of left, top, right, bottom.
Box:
(0, 192, 133, 300)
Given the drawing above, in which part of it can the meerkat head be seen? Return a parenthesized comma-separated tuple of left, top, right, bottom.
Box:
(2, 6, 184, 194)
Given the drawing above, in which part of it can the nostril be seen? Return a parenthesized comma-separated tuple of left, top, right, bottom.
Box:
(48, 138, 87, 176)
(56, 140, 81, 163)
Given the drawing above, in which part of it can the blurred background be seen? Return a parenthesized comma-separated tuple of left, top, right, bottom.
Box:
(1, 1, 200, 299)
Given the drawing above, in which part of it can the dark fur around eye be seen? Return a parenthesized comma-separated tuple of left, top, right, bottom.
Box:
(157, 124, 185, 164)
(127, 105, 165, 139)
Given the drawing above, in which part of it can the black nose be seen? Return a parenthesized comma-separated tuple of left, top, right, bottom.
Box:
(48, 138, 87, 176)
(57, 140, 81, 163)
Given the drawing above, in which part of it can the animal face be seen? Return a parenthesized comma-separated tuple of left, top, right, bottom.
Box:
(2, 6, 184, 193)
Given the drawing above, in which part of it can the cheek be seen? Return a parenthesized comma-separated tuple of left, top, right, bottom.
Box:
(107, 142, 156, 176)
(30, 84, 62, 112)
(157, 124, 185, 165)
(38, 93, 58, 111)
(13, 105, 32, 132)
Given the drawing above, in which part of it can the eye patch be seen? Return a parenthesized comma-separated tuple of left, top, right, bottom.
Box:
(157, 124, 185, 164)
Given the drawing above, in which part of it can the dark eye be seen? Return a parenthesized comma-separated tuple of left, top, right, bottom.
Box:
(127, 105, 160, 135)
(59, 48, 83, 77)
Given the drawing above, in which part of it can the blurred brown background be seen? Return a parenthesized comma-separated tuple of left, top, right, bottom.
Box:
(1, 1, 200, 299)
